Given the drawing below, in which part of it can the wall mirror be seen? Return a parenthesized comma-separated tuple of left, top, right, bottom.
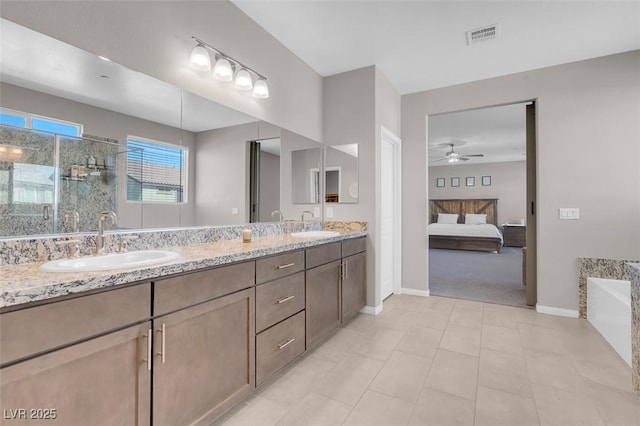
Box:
(0, 18, 321, 238)
(290, 148, 322, 204)
(325, 144, 359, 203)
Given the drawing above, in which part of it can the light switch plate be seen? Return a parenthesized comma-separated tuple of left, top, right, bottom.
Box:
(231, 207, 239, 214)
(559, 208, 579, 220)
(313, 206, 320, 218)
(326, 207, 334, 218)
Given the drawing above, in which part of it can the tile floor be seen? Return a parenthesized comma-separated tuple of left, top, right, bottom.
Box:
(215, 295, 640, 426)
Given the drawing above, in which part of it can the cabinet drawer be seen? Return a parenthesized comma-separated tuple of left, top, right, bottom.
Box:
(1, 284, 150, 366)
(155, 261, 255, 315)
(256, 251, 304, 284)
(342, 237, 366, 257)
(256, 311, 305, 386)
(256, 272, 305, 333)
(306, 242, 341, 269)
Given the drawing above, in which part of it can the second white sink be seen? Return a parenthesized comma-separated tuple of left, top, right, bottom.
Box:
(40, 250, 181, 273)
(290, 230, 341, 238)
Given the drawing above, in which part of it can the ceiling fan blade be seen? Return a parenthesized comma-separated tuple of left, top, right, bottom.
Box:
(434, 158, 448, 162)
(459, 157, 470, 161)
(463, 154, 484, 157)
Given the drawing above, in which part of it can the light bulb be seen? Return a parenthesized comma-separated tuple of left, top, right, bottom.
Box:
(212, 58, 233, 82)
(189, 44, 211, 71)
(234, 68, 253, 91)
(252, 78, 269, 99)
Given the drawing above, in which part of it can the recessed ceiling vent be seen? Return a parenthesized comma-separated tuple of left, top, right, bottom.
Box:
(466, 24, 500, 45)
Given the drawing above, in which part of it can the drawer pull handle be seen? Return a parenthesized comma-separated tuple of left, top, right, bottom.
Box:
(277, 295, 295, 304)
(142, 328, 152, 371)
(277, 262, 295, 270)
(277, 338, 296, 350)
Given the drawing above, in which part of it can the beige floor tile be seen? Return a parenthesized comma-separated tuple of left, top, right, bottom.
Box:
(394, 295, 435, 312)
(343, 312, 378, 333)
(532, 383, 605, 426)
(404, 308, 452, 331)
(474, 385, 539, 426)
(449, 309, 483, 329)
(343, 390, 414, 426)
(481, 324, 523, 355)
(259, 355, 336, 407)
(395, 326, 442, 359)
(482, 307, 518, 329)
(349, 327, 405, 361)
(275, 392, 352, 426)
(409, 388, 475, 426)
(585, 381, 640, 426)
(525, 349, 588, 392)
(572, 354, 635, 393)
(440, 324, 481, 356)
(311, 327, 365, 363)
(369, 350, 432, 403)
(220, 395, 288, 426)
(518, 323, 568, 355)
(424, 349, 479, 401)
(453, 299, 485, 312)
(313, 353, 384, 406)
(478, 348, 533, 398)
(374, 307, 415, 331)
(423, 296, 456, 313)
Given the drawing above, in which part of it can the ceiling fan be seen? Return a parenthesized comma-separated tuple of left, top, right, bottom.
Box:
(435, 144, 484, 163)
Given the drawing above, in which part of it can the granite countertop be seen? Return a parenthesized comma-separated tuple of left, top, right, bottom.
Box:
(0, 231, 367, 310)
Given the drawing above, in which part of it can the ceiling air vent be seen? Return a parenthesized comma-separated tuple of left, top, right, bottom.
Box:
(466, 24, 500, 45)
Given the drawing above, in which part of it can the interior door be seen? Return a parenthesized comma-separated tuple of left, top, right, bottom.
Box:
(380, 128, 401, 300)
(526, 102, 537, 306)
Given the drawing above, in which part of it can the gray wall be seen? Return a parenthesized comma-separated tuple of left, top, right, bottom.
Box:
(403, 50, 640, 313)
(0, 0, 323, 143)
(259, 151, 280, 222)
(1, 82, 196, 230)
(429, 161, 527, 225)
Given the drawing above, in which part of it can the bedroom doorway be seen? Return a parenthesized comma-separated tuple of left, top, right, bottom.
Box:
(427, 101, 536, 307)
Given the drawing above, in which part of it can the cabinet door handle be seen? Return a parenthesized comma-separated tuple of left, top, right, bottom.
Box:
(142, 328, 152, 371)
(156, 323, 166, 364)
(277, 338, 295, 350)
(277, 263, 295, 270)
(343, 260, 348, 279)
(277, 295, 295, 304)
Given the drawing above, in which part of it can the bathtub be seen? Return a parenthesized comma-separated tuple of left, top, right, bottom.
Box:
(587, 277, 631, 366)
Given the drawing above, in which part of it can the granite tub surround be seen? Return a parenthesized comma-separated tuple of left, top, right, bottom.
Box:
(577, 257, 639, 319)
(323, 220, 368, 232)
(628, 263, 640, 396)
(0, 224, 367, 309)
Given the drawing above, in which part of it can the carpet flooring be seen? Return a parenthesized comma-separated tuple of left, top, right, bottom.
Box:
(429, 247, 528, 307)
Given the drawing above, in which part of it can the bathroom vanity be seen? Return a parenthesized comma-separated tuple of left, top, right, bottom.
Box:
(0, 231, 366, 425)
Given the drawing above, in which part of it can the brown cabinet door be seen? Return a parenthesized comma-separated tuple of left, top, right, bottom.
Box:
(342, 252, 366, 323)
(0, 322, 151, 426)
(152, 288, 255, 426)
(305, 260, 341, 348)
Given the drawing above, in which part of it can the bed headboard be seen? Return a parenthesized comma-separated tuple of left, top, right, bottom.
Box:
(430, 199, 498, 226)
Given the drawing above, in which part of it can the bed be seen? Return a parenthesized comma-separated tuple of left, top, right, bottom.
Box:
(428, 199, 503, 253)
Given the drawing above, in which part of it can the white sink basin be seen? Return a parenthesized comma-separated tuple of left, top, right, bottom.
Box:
(40, 250, 181, 273)
(290, 230, 341, 238)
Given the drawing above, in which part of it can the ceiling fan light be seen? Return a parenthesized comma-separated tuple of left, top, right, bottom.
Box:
(212, 57, 233, 81)
(234, 68, 253, 91)
(189, 44, 211, 71)
(252, 78, 269, 98)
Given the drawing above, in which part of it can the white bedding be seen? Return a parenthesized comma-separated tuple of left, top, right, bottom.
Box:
(428, 223, 503, 244)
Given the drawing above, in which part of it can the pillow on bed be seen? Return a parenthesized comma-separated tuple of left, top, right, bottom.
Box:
(465, 214, 487, 225)
(437, 213, 459, 224)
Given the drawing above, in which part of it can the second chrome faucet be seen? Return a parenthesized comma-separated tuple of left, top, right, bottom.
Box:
(95, 211, 117, 255)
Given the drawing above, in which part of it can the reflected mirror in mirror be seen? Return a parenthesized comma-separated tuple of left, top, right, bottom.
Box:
(325, 144, 358, 203)
(291, 148, 322, 204)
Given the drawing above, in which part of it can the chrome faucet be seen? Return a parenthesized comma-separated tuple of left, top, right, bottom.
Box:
(95, 211, 117, 255)
(301, 210, 314, 229)
(271, 209, 284, 222)
(63, 210, 80, 233)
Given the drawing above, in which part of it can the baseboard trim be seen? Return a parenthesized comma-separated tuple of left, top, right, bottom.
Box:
(360, 304, 383, 315)
(536, 304, 579, 318)
(400, 288, 430, 297)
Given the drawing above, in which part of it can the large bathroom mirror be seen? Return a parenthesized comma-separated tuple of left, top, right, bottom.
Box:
(291, 148, 322, 204)
(325, 144, 359, 203)
(0, 18, 322, 238)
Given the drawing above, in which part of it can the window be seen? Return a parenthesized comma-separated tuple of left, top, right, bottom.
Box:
(0, 108, 82, 137)
(126, 136, 188, 203)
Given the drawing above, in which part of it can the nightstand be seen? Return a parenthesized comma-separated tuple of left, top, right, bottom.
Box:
(503, 224, 526, 247)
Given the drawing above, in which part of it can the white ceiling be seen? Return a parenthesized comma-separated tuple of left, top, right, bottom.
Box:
(232, 0, 640, 95)
(428, 103, 526, 166)
(0, 18, 258, 133)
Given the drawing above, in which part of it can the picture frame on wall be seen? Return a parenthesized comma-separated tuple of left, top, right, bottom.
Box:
(482, 175, 492, 186)
(466, 177, 475, 187)
(451, 177, 460, 187)
(436, 178, 445, 188)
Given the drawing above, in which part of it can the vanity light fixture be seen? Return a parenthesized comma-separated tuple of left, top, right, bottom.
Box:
(189, 36, 269, 99)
